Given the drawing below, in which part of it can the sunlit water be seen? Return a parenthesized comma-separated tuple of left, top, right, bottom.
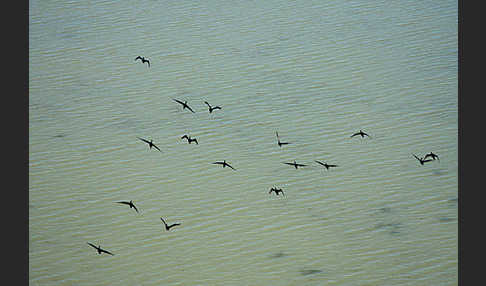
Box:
(29, 0, 458, 285)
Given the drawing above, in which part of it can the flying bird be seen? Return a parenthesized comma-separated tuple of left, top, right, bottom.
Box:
(276, 131, 291, 147)
(204, 101, 222, 113)
(173, 99, 195, 113)
(181, 134, 198, 144)
(116, 200, 139, 213)
(269, 187, 285, 196)
(87, 243, 114, 256)
(315, 160, 338, 170)
(350, 130, 371, 138)
(423, 152, 440, 162)
(213, 160, 236, 170)
(135, 56, 150, 67)
(137, 137, 161, 152)
(160, 217, 181, 231)
(283, 161, 307, 169)
(412, 154, 433, 166)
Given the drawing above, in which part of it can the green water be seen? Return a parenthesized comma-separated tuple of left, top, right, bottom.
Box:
(30, 0, 458, 285)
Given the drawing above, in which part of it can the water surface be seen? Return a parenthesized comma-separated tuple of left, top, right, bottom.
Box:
(30, 1, 458, 285)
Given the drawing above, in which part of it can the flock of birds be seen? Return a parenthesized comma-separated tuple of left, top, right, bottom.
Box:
(87, 55, 441, 256)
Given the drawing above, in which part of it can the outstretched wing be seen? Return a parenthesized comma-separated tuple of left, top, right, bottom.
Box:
(181, 135, 189, 140)
(227, 163, 236, 170)
(350, 133, 359, 138)
(101, 248, 114, 255)
(424, 153, 438, 161)
(204, 101, 211, 107)
(152, 144, 162, 152)
(412, 154, 421, 162)
(87, 242, 97, 250)
(135, 56, 142, 61)
(160, 217, 168, 227)
(212, 106, 222, 110)
(315, 160, 325, 166)
(185, 104, 195, 113)
(137, 137, 150, 144)
(173, 99, 184, 105)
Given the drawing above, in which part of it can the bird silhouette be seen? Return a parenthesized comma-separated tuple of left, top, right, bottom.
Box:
(350, 130, 371, 138)
(181, 134, 198, 144)
(116, 200, 139, 213)
(135, 56, 150, 67)
(87, 243, 114, 256)
(204, 101, 222, 113)
(213, 160, 236, 170)
(283, 161, 307, 169)
(412, 154, 433, 165)
(276, 131, 291, 147)
(315, 160, 338, 170)
(137, 137, 161, 152)
(160, 217, 181, 231)
(423, 152, 439, 162)
(269, 187, 285, 196)
(173, 99, 195, 113)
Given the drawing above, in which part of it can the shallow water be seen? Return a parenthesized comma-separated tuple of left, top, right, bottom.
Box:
(30, 0, 458, 285)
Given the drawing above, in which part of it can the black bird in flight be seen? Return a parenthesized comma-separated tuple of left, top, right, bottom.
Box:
(135, 56, 150, 67)
(204, 101, 222, 113)
(315, 160, 338, 170)
(87, 243, 114, 256)
(269, 187, 285, 196)
(423, 152, 440, 162)
(276, 131, 291, 147)
(412, 154, 433, 166)
(173, 99, 195, 113)
(137, 137, 161, 152)
(350, 130, 371, 138)
(213, 160, 236, 170)
(116, 200, 139, 213)
(181, 134, 198, 144)
(283, 161, 307, 169)
(160, 217, 181, 231)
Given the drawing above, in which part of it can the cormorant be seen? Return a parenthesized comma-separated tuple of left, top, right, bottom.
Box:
(283, 161, 307, 169)
(135, 56, 150, 67)
(87, 243, 114, 256)
(204, 101, 222, 113)
(315, 160, 338, 170)
(351, 130, 371, 138)
(276, 131, 291, 147)
(173, 99, 195, 113)
(160, 217, 181, 231)
(116, 200, 139, 213)
(137, 137, 161, 152)
(181, 135, 198, 144)
(213, 160, 236, 170)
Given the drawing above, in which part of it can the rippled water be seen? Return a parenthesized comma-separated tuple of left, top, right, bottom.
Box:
(29, 0, 458, 285)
